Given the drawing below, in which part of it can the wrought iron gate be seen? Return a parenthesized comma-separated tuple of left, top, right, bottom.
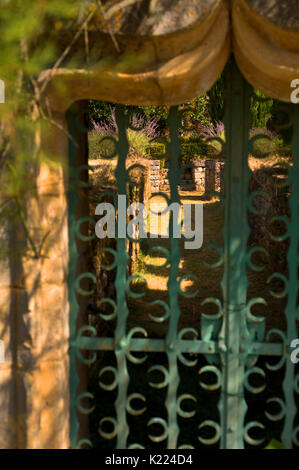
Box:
(67, 61, 299, 449)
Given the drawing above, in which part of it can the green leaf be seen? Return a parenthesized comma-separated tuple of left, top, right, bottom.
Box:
(265, 439, 284, 449)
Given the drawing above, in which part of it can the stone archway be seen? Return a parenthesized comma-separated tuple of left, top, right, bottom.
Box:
(0, 0, 299, 449)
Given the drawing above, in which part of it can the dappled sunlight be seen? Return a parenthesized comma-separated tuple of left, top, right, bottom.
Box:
(128, 195, 224, 335)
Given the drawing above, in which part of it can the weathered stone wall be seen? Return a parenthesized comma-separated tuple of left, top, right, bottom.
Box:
(1, 0, 298, 450)
(0, 112, 70, 449)
(148, 159, 224, 194)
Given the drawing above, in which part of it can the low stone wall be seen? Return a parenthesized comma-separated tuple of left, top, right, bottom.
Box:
(148, 159, 224, 194)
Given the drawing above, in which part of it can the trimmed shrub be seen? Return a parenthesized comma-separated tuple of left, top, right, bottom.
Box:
(89, 133, 116, 159)
(145, 143, 166, 159)
(249, 128, 291, 158)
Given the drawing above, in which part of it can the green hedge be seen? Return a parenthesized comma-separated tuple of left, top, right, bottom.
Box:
(89, 133, 117, 159)
(90, 134, 216, 164)
(145, 138, 211, 167)
(180, 138, 209, 165)
(145, 143, 166, 159)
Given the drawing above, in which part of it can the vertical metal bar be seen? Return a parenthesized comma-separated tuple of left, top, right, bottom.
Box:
(282, 104, 299, 448)
(165, 106, 181, 449)
(67, 107, 80, 448)
(114, 105, 130, 449)
(219, 60, 251, 449)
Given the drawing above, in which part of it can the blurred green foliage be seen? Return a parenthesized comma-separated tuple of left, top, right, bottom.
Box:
(88, 95, 212, 135)
(251, 90, 274, 128)
(208, 73, 225, 124)
(265, 439, 284, 449)
(0, 0, 88, 258)
(0, 1, 292, 259)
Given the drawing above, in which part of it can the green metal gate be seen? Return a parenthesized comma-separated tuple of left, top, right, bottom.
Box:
(67, 61, 299, 449)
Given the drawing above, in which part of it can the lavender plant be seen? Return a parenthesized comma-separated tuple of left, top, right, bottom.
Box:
(249, 127, 289, 158)
(198, 121, 225, 156)
(199, 121, 225, 139)
(89, 107, 160, 159)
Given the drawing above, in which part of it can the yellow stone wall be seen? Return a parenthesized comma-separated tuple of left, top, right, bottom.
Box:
(0, 0, 299, 449)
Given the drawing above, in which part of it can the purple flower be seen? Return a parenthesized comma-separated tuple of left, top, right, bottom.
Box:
(249, 127, 279, 140)
(92, 107, 160, 139)
(200, 121, 225, 139)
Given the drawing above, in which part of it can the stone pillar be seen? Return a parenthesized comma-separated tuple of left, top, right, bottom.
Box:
(148, 160, 161, 194)
(0, 112, 70, 449)
(194, 161, 206, 193)
(205, 160, 216, 194)
(216, 161, 225, 194)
